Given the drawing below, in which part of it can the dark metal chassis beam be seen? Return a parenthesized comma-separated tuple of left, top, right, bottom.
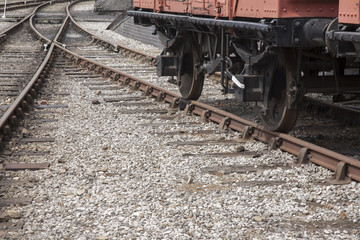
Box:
(303, 75, 360, 93)
(127, 10, 272, 33)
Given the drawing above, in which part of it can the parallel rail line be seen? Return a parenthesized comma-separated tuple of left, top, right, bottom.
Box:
(0, 0, 67, 148)
(0, 0, 49, 13)
(66, 1, 360, 182)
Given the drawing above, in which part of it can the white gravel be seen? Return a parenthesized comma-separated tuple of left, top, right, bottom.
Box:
(0, 1, 359, 239)
(1, 63, 359, 239)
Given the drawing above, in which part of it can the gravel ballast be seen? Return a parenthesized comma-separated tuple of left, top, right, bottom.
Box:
(3, 69, 359, 239)
(1, 1, 360, 239)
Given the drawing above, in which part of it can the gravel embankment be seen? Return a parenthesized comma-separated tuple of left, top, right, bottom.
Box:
(4, 67, 359, 239)
(0, 1, 359, 239)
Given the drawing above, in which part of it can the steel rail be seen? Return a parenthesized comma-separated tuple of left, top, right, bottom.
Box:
(186, 102, 360, 181)
(0, 1, 47, 12)
(22, 0, 355, 182)
(0, 49, 55, 148)
(29, 0, 70, 44)
(0, 0, 67, 40)
(0, 44, 55, 127)
(127, 10, 272, 32)
(304, 96, 360, 116)
(0, 0, 48, 8)
(66, 0, 156, 64)
(0, 3, 40, 11)
(0, 0, 67, 148)
(53, 39, 360, 181)
(0, 6, 37, 38)
(30, 13, 52, 45)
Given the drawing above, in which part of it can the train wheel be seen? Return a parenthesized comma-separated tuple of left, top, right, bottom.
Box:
(177, 36, 204, 100)
(260, 50, 298, 132)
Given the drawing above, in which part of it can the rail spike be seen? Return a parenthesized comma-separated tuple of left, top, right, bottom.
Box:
(219, 117, 230, 130)
(326, 162, 351, 185)
(30, 89, 37, 99)
(132, 81, 140, 90)
(184, 104, 195, 115)
(144, 86, 153, 96)
(200, 110, 211, 123)
(169, 98, 179, 109)
(297, 148, 310, 165)
(104, 70, 112, 78)
(112, 73, 120, 82)
(268, 137, 283, 150)
(97, 67, 103, 74)
(15, 108, 24, 119)
(241, 126, 254, 140)
(3, 125, 12, 140)
(157, 92, 165, 102)
(124, 77, 131, 86)
(21, 101, 30, 112)
(10, 115, 18, 128)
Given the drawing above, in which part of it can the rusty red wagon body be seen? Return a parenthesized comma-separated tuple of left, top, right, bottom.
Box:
(134, 0, 339, 19)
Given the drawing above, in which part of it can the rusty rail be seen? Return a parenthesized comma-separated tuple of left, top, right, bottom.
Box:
(0, 0, 49, 12)
(66, 0, 156, 64)
(29, 0, 70, 44)
(0, 0, 65, 150)
(304, 96, 360, 116)
(2, 0, 358, 183)
(0, 46, 55, 150)
(56, 0, 360, 182)
(0, 6, 37, 38)
(54, 41, 360, 182)
(0, 0, 67, 40)
(0, 0, 47, 8)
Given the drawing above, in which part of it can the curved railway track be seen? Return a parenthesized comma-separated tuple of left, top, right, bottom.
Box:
(0, 3, 50, 125)
(0, 0, 47, 13)
(0, 0, 359, 192)
(0, 0, 359, 238)
(68, 2, 360, 157)
(0, 0, 68, 144)
(64, 1, 360, 182)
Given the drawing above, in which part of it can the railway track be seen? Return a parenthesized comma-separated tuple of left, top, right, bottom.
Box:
(0, 0, 48, 13)
(0, 5, 48, 122)
(72, 6, 360, 156)
(67, 1, 360, 181)
(0, 0, 359, 238)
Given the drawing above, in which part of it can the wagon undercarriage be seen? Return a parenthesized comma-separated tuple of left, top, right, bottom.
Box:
(129, 10, 360, 132)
